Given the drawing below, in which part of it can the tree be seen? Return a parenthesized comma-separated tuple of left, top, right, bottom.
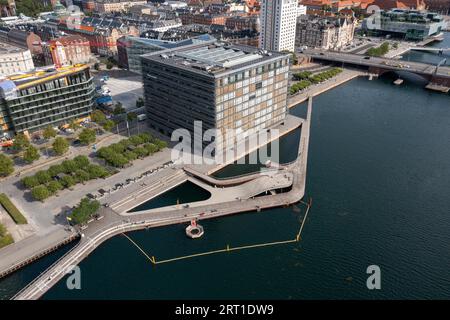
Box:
(129, 135, 144, 146)
(43, 126, 57, 140)
(154, 139, 167, 150)
(68, 198, 100, 225)
(73, 155, 90, 168)
(0, 154, 14, 177)
(106, 61, 113, 70)
(138, 133, 151, 143)
(113, 102, 125, 115)
(15, 0, 52, 17)
(74, 169, 90, 183)
(127, 112, 137, 122)
(102, 119, 115, 131)
(47, 181, 63, 194)
(144, 143, 159, 155)
(23, 146, 40, 163)
(21, 175, 40, 189)
(136, 97, 144, 108)
(31, 185, 50, 201)
(91, 110, 106, 124)
(13, 133, 30, 151)
(134, 146, 149, 158)
(52, 137, 69, 156)
(61, 175, 76, 188)
(86, 164, 109, 179)
(124, 151, 137, 161)
(108, 153, 129, 167)
(48, 164, 64, 177)
(78, 128, 96, 145)
(35, 170, 51, 184)
(62, 159, 79, 174)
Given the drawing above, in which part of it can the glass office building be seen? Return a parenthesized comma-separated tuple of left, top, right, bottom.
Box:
(0, 64, 95, 137)
(142, 41, 290, 150)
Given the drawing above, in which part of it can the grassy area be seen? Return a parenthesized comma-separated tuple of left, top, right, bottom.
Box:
(290, 68, 343, 95)
(0, 193, 28, 224)
(0, 223, 14, 249)
(365, 42, 390, 57)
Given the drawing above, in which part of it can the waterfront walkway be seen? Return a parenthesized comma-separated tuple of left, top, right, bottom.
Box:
(12, 98, 312, 300)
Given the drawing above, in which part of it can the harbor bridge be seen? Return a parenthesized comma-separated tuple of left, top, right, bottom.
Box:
(303, 49, 450, 87)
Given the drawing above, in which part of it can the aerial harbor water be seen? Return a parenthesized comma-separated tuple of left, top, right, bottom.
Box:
(401, 33, 450, 66)
(1, 34, 449, 300)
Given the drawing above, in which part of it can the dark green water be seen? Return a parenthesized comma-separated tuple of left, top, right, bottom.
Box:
(1, 63, 450, 299)
(128, 181, 211, 212)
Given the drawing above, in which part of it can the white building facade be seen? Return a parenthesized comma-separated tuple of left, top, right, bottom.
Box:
(0, 43, 34, 77)
(259, 0, 298, 52)
(297, 4, 307, 16)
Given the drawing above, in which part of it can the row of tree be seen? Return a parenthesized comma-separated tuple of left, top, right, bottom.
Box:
(290, 68, 343, 95)
(365, 42, 390, 57)
(20, 155, 110, 201)
(293, 71, 313, 81)
(96, 133, 167, 168)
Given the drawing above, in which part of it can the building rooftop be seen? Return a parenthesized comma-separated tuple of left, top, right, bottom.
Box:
(120, 34, 215, 48)
(0, 42, 29, 55)
(0, 64, 89, 92)
(142, 41, 287, 77)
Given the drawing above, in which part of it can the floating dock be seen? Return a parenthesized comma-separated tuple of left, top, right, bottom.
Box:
(425, 83, 450, 93)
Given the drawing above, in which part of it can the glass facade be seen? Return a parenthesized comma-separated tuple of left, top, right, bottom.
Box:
(0, 67, 95, 136)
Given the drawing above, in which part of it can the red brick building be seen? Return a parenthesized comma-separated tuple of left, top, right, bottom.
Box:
(43, 35, 91, 67)
(225, 15, 259, 31)
(181, 13, 228, 26)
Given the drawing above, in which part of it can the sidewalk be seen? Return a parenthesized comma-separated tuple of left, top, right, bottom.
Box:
(288, 69, 366, 108)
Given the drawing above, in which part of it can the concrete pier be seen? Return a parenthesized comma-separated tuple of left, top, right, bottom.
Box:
(12, 98, 313, 300)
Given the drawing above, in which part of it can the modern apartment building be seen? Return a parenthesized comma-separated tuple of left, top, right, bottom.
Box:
(117, 34, 215, 74)
(42, 35, 91, 67)
(0, 42, 34, 76)
(362, 9, 447, 40)
(260, 0, 298, 52)
(0, 64, 94, 137)
(142, 41, 290, 150)
(296, 15, 356, 49)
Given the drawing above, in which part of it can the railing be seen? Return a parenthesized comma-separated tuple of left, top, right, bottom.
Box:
(11, 235, 82, 299)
